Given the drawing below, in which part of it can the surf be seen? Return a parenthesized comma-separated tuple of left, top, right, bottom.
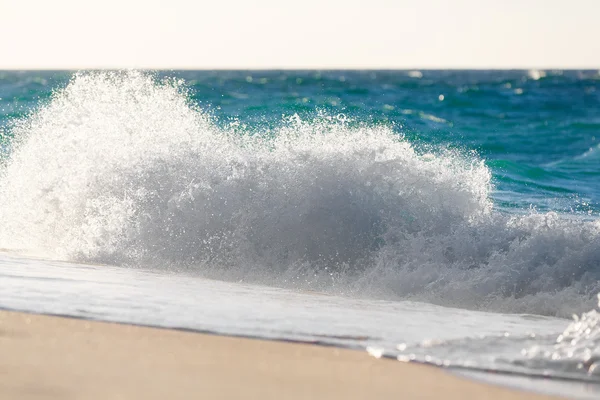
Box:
(0, 71, 599, 317)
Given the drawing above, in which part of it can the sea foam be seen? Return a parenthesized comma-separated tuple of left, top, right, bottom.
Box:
(1, 71, 599, 317)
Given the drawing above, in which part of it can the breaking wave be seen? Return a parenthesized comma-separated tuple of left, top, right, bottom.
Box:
(1, 71, 599, 317)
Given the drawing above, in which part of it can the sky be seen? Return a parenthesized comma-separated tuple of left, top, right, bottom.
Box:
(0, 0, 599, 69)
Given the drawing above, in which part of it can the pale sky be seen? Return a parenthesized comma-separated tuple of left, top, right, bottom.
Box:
(0, 0, 598, 69)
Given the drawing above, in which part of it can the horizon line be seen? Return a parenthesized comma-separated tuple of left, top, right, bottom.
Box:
(1, 67, 600, 72)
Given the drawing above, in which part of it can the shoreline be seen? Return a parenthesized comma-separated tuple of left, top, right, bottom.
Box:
(0, 310, 563, 399)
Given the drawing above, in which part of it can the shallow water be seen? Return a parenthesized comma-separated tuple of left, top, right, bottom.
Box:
(2, 252, 600, 398)
(0, 253, 566, 361)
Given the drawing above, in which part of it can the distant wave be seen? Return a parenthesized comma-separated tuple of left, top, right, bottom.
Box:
(1, 71, 599, 317)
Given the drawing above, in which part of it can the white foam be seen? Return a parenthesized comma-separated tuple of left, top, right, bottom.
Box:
(520, 295, 600, 377)
(1, 71, 599, 317)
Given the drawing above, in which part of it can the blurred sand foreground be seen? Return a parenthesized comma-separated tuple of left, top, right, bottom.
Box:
(0, 310, 561, 399)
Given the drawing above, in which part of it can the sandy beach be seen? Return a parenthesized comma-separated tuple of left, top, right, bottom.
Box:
(0, 310, 562, 400)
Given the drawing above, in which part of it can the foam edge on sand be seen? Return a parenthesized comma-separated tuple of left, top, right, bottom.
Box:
(0, 310, 562, 400)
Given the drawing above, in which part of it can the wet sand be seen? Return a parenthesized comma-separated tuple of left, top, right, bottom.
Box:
(0, 310, 562, 399)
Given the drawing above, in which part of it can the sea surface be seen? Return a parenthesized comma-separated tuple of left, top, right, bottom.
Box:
(1, 70, 600, 398)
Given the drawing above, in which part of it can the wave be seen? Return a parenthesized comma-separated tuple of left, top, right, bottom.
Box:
(1, 71, 599, 317)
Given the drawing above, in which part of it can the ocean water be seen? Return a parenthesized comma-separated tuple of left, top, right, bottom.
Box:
(1, 70, 600, 397)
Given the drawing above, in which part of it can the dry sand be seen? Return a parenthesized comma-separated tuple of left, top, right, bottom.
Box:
(0, 310, 562, 399)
